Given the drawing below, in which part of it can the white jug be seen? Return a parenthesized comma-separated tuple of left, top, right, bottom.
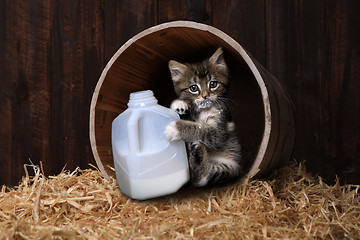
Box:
(112, 90, 189, 200)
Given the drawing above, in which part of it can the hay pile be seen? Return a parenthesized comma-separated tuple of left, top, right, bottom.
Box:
(1, 161, 359, 239)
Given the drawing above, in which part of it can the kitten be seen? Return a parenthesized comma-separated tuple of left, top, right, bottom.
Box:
(165, 48, 243, 187)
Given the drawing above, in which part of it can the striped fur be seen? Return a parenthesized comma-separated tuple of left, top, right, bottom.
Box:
(165, 48, 243, 186)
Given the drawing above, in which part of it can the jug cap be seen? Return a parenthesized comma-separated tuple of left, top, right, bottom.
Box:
(128, 90, 158, 107)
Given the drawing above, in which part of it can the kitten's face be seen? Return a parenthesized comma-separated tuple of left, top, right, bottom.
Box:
(168, 48, 229, 110)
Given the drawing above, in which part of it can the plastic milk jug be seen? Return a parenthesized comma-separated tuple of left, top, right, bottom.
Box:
(112, 90, 190, 200)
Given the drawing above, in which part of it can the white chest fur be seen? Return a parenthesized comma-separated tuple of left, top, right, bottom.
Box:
(198, 107, 222, 127)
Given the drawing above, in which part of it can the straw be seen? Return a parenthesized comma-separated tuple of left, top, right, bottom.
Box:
(0, 161, 359, 239)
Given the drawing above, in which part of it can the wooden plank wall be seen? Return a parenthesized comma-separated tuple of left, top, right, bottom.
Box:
(0, 0, 359, 186)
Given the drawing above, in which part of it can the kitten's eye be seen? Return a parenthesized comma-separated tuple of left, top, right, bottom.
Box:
(209, 81, 218, 90)
(189, 84, 199, 93)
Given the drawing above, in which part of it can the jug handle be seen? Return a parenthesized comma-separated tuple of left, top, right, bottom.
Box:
(127, 112, 141, 155)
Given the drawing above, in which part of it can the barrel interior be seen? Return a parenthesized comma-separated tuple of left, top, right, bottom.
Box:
(93, 27, 265, 178)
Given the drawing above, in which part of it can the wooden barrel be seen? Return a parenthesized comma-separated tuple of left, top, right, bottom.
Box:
(89, 21, 295, 180)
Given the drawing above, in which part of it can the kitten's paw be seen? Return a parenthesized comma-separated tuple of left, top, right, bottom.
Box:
(170, 99, 188, 115)
(164, 121, 181, 141)
(189, 141, 201, 150)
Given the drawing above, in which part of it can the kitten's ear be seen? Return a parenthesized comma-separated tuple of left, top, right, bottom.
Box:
(209, 47, 227, 71)
(168, 60, 188, 82)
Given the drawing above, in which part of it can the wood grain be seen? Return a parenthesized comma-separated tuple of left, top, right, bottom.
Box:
(49, 0, 104, 176)
(320, 1, 360, 183)
(266, 0, 360, 183)
(0, 0, 52, 185)
(0, 0, 14, 185)
(104, 0, 157, 61)
(0, 0, 104, 186)
(213, 0, 266, 65)
(267, 1, 324, 173)
(158, 0, 212, 24)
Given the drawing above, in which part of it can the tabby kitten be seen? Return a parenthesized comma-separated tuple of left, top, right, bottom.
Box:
(164, 48, 243, 187)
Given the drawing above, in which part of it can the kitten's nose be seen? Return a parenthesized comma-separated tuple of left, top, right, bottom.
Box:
(202, 91, 209, 99)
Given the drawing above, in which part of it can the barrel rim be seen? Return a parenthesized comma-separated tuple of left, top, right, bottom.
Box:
(89, 20, 271, 180)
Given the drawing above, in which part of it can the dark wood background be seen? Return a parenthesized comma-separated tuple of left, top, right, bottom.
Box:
(1, 0, 359, 186)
